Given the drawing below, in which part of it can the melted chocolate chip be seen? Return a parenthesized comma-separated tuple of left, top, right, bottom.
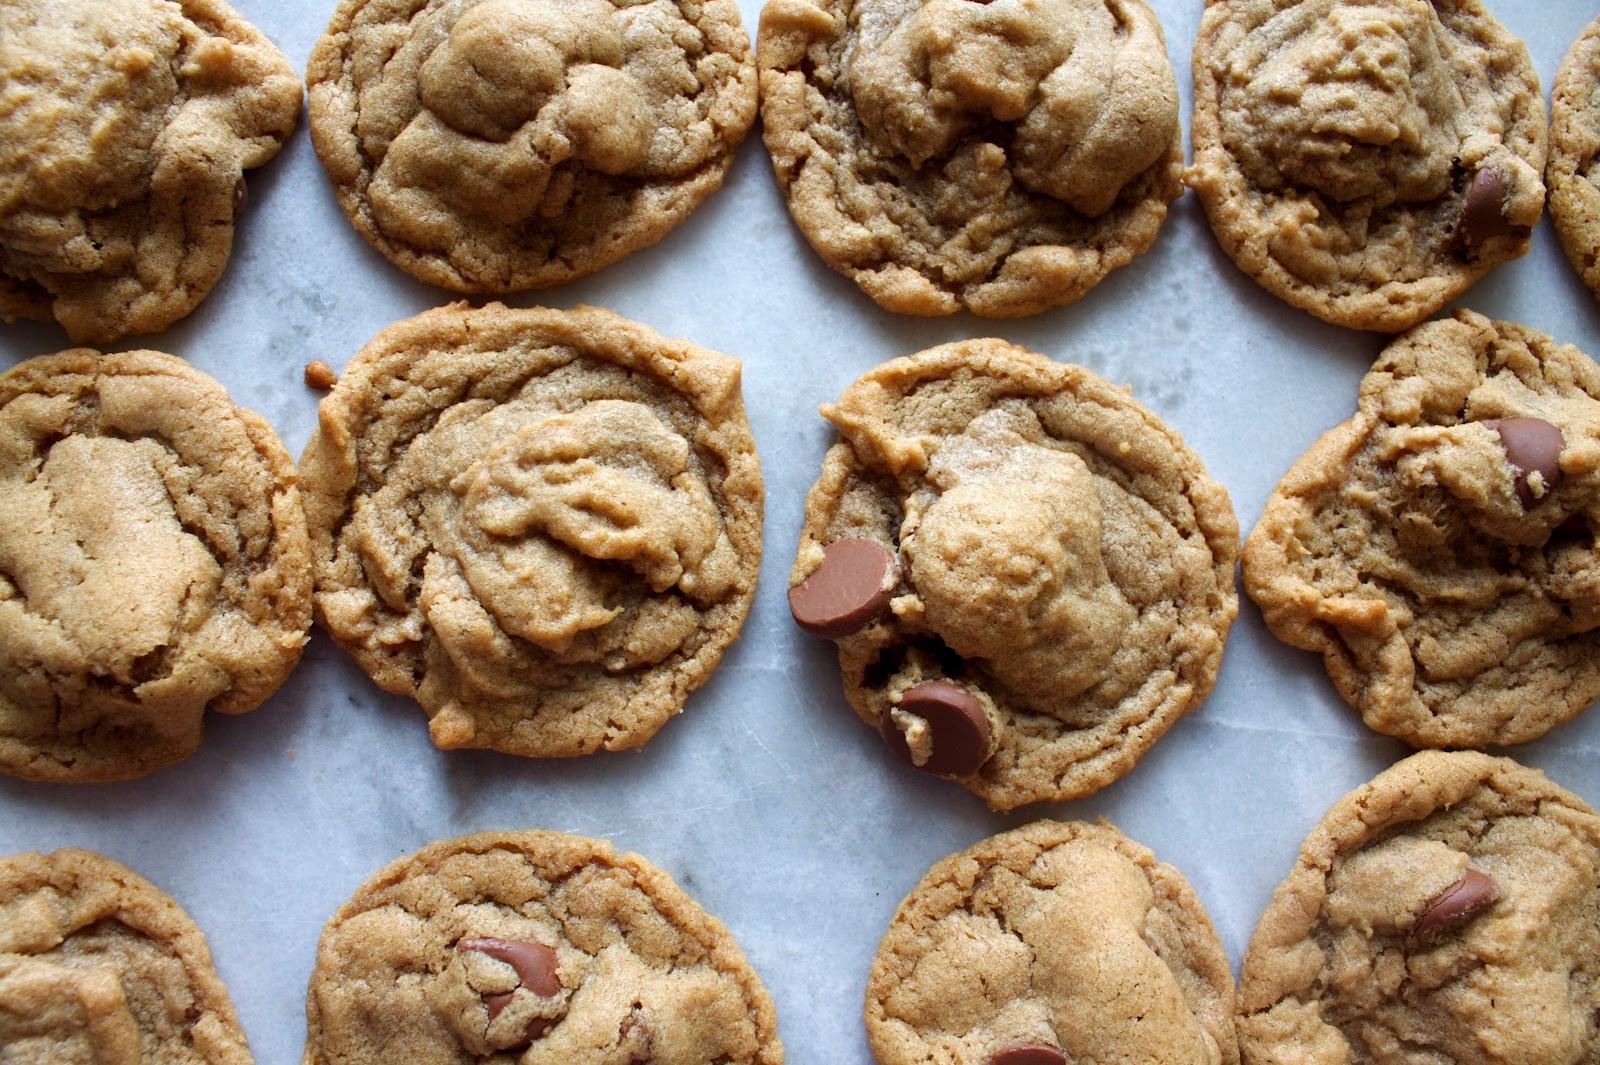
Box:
(457, 937, 562, 996)
(232, 178, 248, 219)
(483, 991, 514, 1021)
(1484, 417, 1564, 507)
(989, 1044, 1069, 1065)
(881, 680, 992, 778)
(788, 538, 899, 638)
(1452, 168, 1519, 256)
(1410, 868, 1498, 942)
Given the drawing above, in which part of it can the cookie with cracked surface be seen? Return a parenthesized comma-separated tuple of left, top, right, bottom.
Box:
(301, 830, 783, 1065)
(757, 0, 1184, 318)
(1242, 310, 1600, 748)
(865, 819, 1238, 1065)
(1188, 0, 1547, 333)
(1237, 750, 1600, 1065)
(305, 0, 757, 293)
(298, 303, 762, 757)
(0, 0, 300, 345)
(0, 349, 312, 782)
(1549, 16, 1600, 301)
(788, 339, 1238, 809)
(0, 847, 253, 1064)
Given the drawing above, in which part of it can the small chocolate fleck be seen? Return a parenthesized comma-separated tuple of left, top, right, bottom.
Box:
(788, 538, 899, 639)
(990, 1044, 1068, 1065)
(304, 359, 338, 390)
(457, 937, 562, 996)
(1452, 168, 1519, 256)
(232, 178, 248, 219)
(1410, 868, 1498, 942)
(1484, 417, 1564, 507)
(881, 680, 992, 778)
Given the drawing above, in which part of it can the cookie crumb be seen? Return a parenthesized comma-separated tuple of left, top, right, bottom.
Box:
(304, 359, 337, 390)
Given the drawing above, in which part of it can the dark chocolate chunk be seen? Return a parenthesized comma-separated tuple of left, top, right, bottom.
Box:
(1410, 868, 1498, 942)
(990, 1044, 1069, 1065)
(1452, 168, 1518, 256)
(881, 680, 992, 778)
(458, 937, 562, 996)
(1484, 417, 1564, 507)
(788, 538, 898, 638)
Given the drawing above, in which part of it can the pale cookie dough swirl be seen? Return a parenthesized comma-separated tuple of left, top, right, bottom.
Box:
(1237, 751, 1600, 1065)
(866, 820, 1238, 1065)
(789, 340, 1238, 809)
(1548, 16, 1600, 301)
(301, 830, 783, 1065)
(1189, 0, 1547, 333)
(0, 350, 312, 783)
(1243, 310, 1600, 748)
(0, 848, 254, 1064)
(298, 303, 763, 757)
(306, 0, 757, 293)
(0, 0, 301, 345)
(758, 0, 1182, 318)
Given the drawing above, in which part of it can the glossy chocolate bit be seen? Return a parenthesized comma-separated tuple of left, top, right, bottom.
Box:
(1484, 417, 1564, 507)
(881, 680, 992, 778)
(1409, 868, 1499, 942)
(788, 538, 899, 638)
(1452, 168, 1518, 256)
(457, 937, 562, 996)
(483, 991, 514, 1021)
(232, 178, 248, 219)
(990, 1044, 1069, 1065)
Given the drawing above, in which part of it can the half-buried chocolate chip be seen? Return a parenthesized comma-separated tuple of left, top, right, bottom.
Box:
(1452, 168, 1519, 256)
(990, 1044, 1069, 1065)
(881, 680, 992, 778)
(1484, 417, 1564, 507)
(789, 538, 899, 638)
(1409, 868, 1498, 943)
(458, 937, 562, 996)
(233, 177, 248, 219)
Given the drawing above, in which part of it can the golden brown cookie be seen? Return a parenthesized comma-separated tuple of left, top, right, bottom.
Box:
(757, 0, 1184, 318)
(1188, 0, 1547, 333)
(0, 349, 313, 782)
(305, 0, 758, 293)
(1242, 310, 1600, 748)
(0, 848, 253, 1064)
(0, 0, 301, 344)
(1237, 751, 1600, 1065)
(789, 339, 1238, 809)
(301, 830, 783, 1065)
(865, 820, 1238, 1065)
(298, 303, 763, 757)
(1549, 15, 1600, 301)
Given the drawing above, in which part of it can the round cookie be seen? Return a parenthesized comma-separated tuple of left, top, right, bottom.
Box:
(305, 0, 758, 294)
(301, 830, 783, 1064)
(0, 349, 312, 782)
(1242, 310, 1600, 748)
(0, 0, 301, 345)
(1549, 16, 1600, 301)
(789, 340, 1238, 809)
(1188, 0, 1547, 333)
(757, 0, 1184, 318)
(298, 303, 763, 757)
(1237, 750, 1600, 1065)
(865, 820, 1238, 1065)
(0, 848, 253, 1064)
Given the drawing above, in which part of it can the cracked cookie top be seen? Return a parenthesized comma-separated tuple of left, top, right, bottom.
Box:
(0, 848, 253, 1064)
(1188, 0, 1547, 333)
(757, 0, 1183, 318)
(301, 830, 782, 1065)
(1549, 16, 1600, 301)
(0, 349, 312, 782)
(1237, 751, 1600, 1065)
(297, 303, 762, 758)
(0, 0, 300, 345)
(1242, 310, 1600, 748)
(865, 819, 1238, 1065)
(788, 339, 1238, 809)
(305, 0, 758, 293)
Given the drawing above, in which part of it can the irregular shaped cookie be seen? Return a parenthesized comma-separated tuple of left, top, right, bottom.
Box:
(1242, 310, 1600, 748)
(0, 848, 253, 1064)
(298, 303, 762, 757)
(866, 820, 1238, 1065)
(1188, 0, 1547, 332)
(0, 0, 301, 344)
(757, 0, 1183, 318)
(789, 340, 1238, 809)
(1549, 16, 1600, 301)
(302, 830, 783, 1064)
(0, 349, 312, 782)
(1237, 750, 1600, 1065)
(305, 0, 757, 293)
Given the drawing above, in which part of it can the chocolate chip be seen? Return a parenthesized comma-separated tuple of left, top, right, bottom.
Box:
(457, 937, 562, 996)
(1409, 868, 1498, 942)
(484, 991, 514, 1021)
(881, 680, 992, 778)
(232, 178, 247, 219)
(1452, 168, 1518, 256)
(1484, 417, 1564, 507)
(788, 538, 898, 638)
(989, 1044, 1068, 1065)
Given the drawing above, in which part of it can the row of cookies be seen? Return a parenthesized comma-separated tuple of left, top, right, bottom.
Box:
(6, 748, 1596, 1061)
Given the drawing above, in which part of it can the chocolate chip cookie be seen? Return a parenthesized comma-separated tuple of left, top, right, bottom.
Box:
(1242, 310, 1600, 748)
(301, 830, 782, 1064)
(305, 0, 757, 293)
(0, 848, 253, 1064)
(0, 0, 301, 344)
(866, 819, 1238, 1065)
(1189, 0, 1547, 332)
(1237, 750, 1600, 1065)
(789, 339, 1238, 809)
(757, 0, 1184, 318)
(298, 303, 763, 757)
(1549, 15, 1600, 301)
(0, 349, 313, 782)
